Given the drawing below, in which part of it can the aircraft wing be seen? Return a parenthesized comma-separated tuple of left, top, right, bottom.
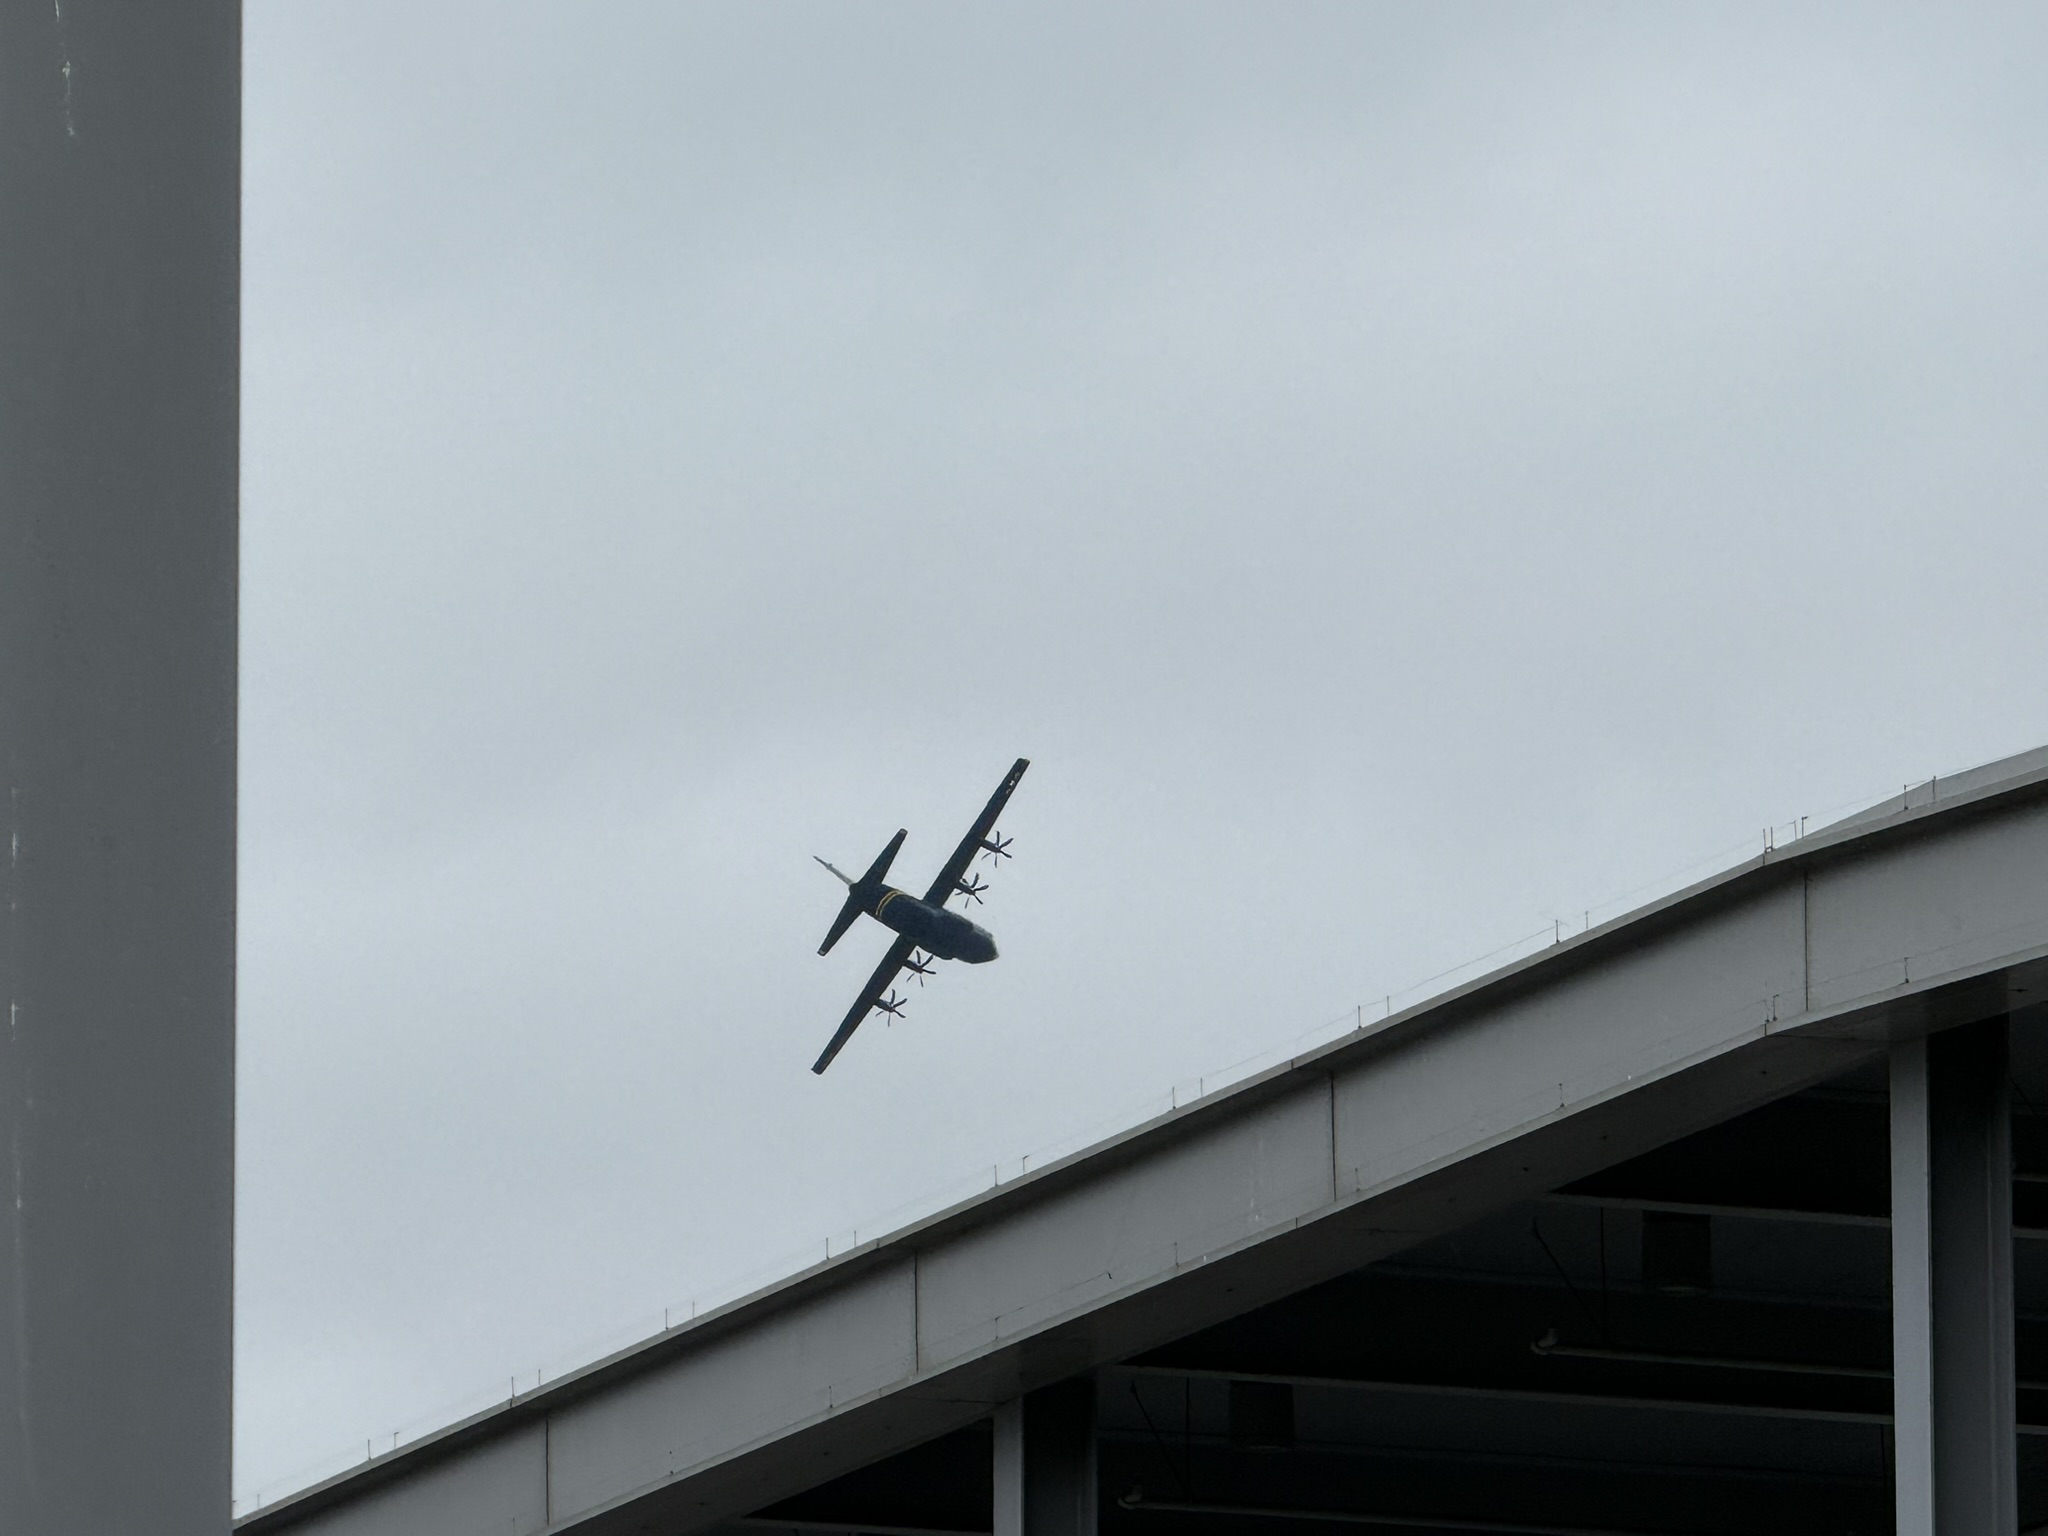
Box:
(811, 933, 917, 1075)
(922, 757, 1030, 908)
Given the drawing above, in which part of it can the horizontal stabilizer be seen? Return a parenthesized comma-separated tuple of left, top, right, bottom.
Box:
(818, 890, 865, 956)
(860, 828, 906, 889)
(816, 829, 906, 955)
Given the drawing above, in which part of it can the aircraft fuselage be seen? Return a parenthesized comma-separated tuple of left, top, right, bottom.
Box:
(870, 886, 998, 963)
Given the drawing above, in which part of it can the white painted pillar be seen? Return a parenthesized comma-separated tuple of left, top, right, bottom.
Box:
(1893, 1036, 1937, 1532)
(1890, 1020, 2015, 1535)
(993, 1398, 1024, 1536)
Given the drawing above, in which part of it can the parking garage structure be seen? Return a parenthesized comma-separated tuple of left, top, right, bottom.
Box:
(241, 747, 2048, 1536)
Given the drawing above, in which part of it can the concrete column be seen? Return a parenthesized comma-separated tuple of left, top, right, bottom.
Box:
(0, 4, 240, 1535)
(998, 1378, 1096, 1536)
(994, 1398, 1024, 1536)
(1890, 1021, 2016, 1535)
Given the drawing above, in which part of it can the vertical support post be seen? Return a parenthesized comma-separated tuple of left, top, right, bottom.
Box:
(1012, 1376, 1096, 1536)
(1890, 1020, 2016, 1535)
(993, 1398, 1024, 1536)
(1892, 1036, 1937, 1532)
(0, 5, 240, 1534)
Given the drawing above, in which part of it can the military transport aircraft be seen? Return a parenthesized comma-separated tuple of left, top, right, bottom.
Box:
(810, 757, 1029, 1074)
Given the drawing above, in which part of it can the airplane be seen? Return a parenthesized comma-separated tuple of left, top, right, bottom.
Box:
(810, 757, 1029, 1074)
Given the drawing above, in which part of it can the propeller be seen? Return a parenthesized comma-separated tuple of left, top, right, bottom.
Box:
(980, 832, 1013, 864)
(955, 873, 989, 906)
(876, 990, 908, 1020)
(905, 951, 937, 986)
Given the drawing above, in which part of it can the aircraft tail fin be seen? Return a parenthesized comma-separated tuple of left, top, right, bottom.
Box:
(817, 829, 906, 955)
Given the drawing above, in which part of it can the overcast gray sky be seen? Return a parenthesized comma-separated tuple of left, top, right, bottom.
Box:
(237, 1, 2048, 1504)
